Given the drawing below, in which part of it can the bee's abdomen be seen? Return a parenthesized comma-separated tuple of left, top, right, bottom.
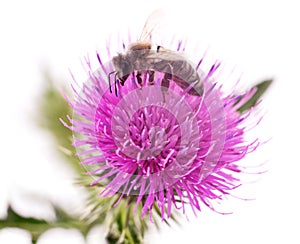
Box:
(154, 60, 203, 96)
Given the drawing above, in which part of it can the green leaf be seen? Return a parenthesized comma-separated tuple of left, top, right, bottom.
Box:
(105, 198, 148, 244)
(237, 79, 273, 113)
(36, 70, 82, 173)
(0, 203, 105, 243)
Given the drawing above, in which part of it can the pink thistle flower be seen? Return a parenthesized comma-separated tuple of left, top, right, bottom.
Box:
(62, 41, 260, 220)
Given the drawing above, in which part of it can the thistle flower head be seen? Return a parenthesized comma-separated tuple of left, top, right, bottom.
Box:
(62, 41, 260, 220)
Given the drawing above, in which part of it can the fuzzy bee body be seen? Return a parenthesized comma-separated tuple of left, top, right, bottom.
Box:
(146, 51, 203, 96)
(109, 11, 203, 97)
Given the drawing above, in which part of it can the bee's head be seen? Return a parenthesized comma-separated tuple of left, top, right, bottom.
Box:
(112, 54, 132, 82)
(112, 53, 132, 85)
(112, 53, 132, 73)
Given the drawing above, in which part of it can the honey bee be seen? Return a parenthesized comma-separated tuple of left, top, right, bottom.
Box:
(109, 10, 203, 97)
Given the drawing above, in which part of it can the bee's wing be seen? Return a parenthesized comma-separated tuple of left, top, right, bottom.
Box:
(146, 50, 187, 62)
(139, 9, 166, 42)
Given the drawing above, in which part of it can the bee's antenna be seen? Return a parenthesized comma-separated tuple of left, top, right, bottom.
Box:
(114, 72, 119, 97)
(108, 71, 116, 93)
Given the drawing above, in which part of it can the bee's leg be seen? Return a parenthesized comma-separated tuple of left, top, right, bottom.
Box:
(148, 70, 155, 85)
(161, 73, 171, 89)
(119, 74, 130, 86)
(160, 62, 174, 101)
(107, 71, 115, 93)
(114, 72, 119, 97)
(136, 71, 143, 86)
(161, 73, 172, 102)
(157, 45, 162, 52)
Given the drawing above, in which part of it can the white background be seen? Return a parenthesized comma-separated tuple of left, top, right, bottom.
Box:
(0, 0, 299, 243)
